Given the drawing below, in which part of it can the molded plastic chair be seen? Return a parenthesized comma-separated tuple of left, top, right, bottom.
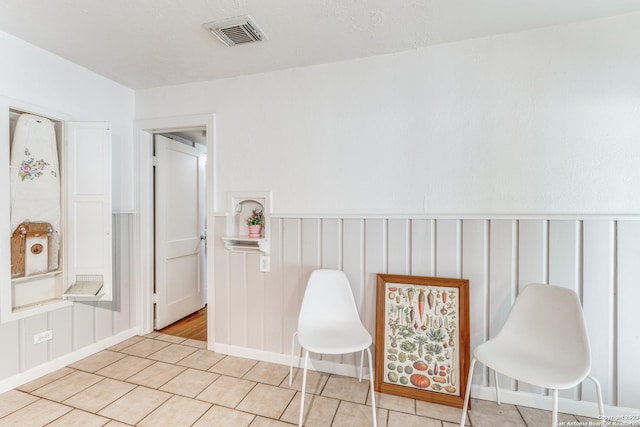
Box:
(289, 269, 377, 427)
(460, 283, 604, 427)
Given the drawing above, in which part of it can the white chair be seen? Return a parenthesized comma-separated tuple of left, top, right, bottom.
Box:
(289, 269, 377, 427)
(460, 283, 604, 427)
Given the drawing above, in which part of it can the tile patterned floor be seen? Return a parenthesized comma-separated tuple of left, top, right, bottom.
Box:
(0, 333, 600, 426)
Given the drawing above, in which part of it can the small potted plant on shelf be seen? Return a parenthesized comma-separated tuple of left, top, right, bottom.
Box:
(246, 208, 264, 238)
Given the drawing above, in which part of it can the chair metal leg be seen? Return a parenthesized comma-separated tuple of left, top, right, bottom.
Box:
(366, 347, 377, 427)
(460, 357, 477, 427)
(551, 389, 558, 427)
(359, 350, 364, 382)
(289, 331, 298, 388)
(586, 375, 605, 426)
(298, 349, 309, 427)
(494, 369, 501, 405)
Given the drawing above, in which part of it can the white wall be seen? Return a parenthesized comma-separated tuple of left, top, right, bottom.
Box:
(136, 12, 640, 216)
(135, 11, 640, 416)
(0, 31, 137, 385)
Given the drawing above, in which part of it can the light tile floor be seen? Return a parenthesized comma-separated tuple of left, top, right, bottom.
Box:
(0, 333, 602, 426)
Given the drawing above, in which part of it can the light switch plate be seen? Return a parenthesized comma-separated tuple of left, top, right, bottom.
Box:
(260, 255, 270, 272)
(33, 330, 53, 344)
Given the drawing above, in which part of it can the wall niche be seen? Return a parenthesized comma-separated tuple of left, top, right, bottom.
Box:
(1, 104, 113, 323)
(8, 109, 65, 311)
(222, 191, 271, 253)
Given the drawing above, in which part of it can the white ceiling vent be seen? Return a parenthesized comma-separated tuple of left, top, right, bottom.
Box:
(204, 15, 267, 47)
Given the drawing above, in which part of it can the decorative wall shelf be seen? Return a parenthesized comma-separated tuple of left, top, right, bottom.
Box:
(222, 236, 270, 254)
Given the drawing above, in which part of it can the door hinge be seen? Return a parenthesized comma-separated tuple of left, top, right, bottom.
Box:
(152, 293, 159, 304)
(152, 155, 158, 167)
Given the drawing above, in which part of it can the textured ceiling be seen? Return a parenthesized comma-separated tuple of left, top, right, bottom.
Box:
(1, 0, 639, 89)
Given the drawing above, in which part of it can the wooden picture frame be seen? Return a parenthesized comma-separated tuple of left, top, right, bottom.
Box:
(375, 274, 470, 408)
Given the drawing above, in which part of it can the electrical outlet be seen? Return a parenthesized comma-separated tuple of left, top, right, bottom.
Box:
(260, 255, 270, 272)
(33, 330, 53, 344)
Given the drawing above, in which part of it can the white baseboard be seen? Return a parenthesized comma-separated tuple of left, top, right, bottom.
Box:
(470, 385, 640, 419)
(0, 327, 138, 394)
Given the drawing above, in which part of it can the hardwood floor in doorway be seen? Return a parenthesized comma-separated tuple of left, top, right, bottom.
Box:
(158, 306, 207, 341)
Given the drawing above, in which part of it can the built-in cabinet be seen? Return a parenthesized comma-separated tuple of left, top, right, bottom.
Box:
(1, 105, 112, 323)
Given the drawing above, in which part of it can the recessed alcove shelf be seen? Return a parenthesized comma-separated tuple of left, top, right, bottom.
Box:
(222, 191, 271, 254)
(2, 103, 113, 324)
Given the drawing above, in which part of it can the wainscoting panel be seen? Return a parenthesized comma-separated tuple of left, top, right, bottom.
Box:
(263, 218, 283, 354)
(549, 220, 581, 401)
(388, 219, 410, 275)
(582, 220, 615, 404)
(488, 220, 518, 391)
(322, 218, 341, 270)
(410, 219, 435, 277)
(281, 218, 302, 356)
(50, 305, 73, 360)
(247, 251, 265, 350)
(213, 216, 230, 345)
(462, 220, 489, 386)
(213, 214, 640, 413)
(23, 313, 48, 370)
(228, 251, 248, 347)
(435, 219, 461, 278)
(112, 213, 134, 334)
(617, 221, 640, 408)
(73, 301, 95, 351)
(364, 219, 385, 337)
(342, 219, 365, 368)
(343, 219, 365, 312)
(0, 320, 19, 379)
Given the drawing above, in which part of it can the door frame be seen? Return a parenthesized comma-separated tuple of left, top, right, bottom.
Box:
(134, 114, 216, 349)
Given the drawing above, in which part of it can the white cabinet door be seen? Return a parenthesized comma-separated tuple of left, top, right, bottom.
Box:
(154, 135, 206, 329)
(65, 122, 112, 300)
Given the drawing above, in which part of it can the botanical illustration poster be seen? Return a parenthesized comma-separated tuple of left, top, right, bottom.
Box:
(375, 275, 469, 407)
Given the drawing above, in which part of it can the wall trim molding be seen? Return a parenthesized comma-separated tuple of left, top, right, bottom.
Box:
(213, 212, 640, 221)
(0, 327, 138, 394)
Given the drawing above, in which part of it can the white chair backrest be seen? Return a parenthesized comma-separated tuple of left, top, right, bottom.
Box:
(497, 284, 591, 368)
(298, 269, 361, 328)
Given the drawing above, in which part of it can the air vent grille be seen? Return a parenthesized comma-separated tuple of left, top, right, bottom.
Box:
(204, 16, 267, 47)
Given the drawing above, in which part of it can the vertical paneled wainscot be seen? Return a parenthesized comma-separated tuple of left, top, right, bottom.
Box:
(213, 214, 640, 417)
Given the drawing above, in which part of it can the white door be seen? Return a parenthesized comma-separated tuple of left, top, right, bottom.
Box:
(66, 122, 113, 301)
(154, 135, 206, 329)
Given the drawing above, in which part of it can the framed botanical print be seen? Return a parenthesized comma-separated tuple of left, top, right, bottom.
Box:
(375, 274, 470, 408)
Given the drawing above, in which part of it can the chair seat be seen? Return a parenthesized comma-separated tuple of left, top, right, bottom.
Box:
(474, 334, 591, 390)
(298, 325, 372, 354)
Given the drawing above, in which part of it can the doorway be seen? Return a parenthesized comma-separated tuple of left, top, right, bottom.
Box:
(134, 114, 216, 349)
(153, 134, 206, 334)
